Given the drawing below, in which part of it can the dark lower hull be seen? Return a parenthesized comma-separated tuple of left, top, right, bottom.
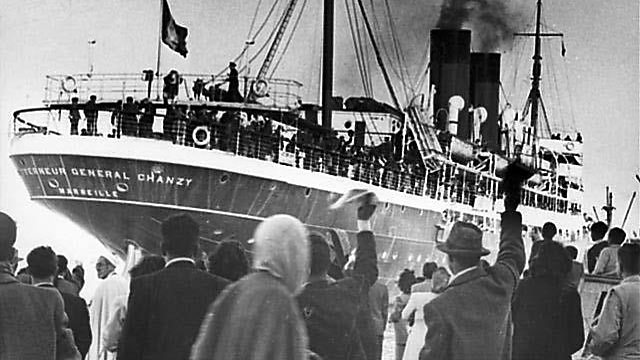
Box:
(10, 145, 466, 280)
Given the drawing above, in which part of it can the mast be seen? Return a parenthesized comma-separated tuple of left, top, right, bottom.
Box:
(321, 0, 334, 129)
(529, 0, 543, 135)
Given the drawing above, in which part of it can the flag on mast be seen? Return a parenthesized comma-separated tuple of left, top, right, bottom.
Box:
(162, 0, 188, 57)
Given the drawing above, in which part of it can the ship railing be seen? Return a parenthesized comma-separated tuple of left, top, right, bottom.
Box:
(12, 106, 582, 215)
(44, 73, 303, 110)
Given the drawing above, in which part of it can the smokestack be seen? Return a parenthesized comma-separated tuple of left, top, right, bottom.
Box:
(470, 52, 501, 151)
(430, 29, 471, 139)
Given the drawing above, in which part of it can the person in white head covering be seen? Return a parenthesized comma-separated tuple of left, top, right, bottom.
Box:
(87, 254, 128, 360)
(191, 214, 310, 360)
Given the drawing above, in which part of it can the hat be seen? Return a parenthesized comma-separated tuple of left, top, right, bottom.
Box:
(329, 189, 377, 210)
(436, 221, 490, 256)
(229, 62, 237, 67)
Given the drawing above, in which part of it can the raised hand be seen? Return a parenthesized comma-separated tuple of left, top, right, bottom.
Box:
(503, 163, 528, 212)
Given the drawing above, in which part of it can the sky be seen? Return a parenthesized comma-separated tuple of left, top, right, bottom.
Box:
(0, 0, 638, 296)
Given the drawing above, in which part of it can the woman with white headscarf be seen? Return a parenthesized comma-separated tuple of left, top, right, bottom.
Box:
(190, 214, 310, 360)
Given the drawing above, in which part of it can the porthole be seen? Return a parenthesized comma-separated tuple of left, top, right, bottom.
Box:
(304, 188, 311, 197)
(220, 173, 229, 184)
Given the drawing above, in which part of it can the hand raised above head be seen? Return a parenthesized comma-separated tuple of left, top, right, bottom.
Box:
(357, 192, 378, 221)
(502, 162, 529, 211)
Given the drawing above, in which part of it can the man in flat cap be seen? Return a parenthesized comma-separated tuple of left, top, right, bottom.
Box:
(420, 165, 527, 360)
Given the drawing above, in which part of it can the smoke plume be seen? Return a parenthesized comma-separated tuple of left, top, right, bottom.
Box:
(436, 0, 526, 51)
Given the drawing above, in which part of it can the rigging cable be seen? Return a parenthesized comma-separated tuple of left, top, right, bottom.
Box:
(347, 0, 373, 97)
(366, 0, 410, 103)
(383, 0, 414, 97)
(269, 0, 309, 78)
(216, 0, 284, 78)
(246, 0, 265, 40)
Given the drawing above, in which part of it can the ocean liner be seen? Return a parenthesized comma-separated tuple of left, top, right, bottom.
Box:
(9, 0, 586, 280)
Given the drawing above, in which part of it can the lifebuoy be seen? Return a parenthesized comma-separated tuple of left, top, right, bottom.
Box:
(565, 142, 575, 151)
(252, 79, 269, 97)
(192, 125, 211, 147)
(61, 76, 77, 93)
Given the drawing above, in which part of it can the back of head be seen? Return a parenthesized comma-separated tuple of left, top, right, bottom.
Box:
(207, 240, 249, 282)
(129, 255, 166, 279)
(618, 243, 640, 275)
(431, 267, 450, 293)
(0, 211, 17, 261)
(422, 261, 438, 280)
(161, 213, 199, 258)
(253, 214, 309, 293)
(56, 255, 69, 275)
(530, 241, 571, 279)
(27, 246, 58, 279)
(565, 245, 578, 260)
(542, 222, 557, 240)
(591, 221, 609, 241)
(397, 269, 416, 294)
(608, 227, 626, 245)
(308, 232, 331, 277)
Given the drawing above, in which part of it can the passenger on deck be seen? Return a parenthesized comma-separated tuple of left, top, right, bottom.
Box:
(593, 227, 626, 277)
(587, 243, 640, 359)
(121, 97, 139, 137)
(586, 221, 610, 273)
(69, 97, 81, 135)
(163, 70, 181, 103)
(84, 95, 98, 136)
(110, 100, 123, 138)
(225, 62, 243, 102)
(192, 78, 204, 101)
(138, 99, 155, 138)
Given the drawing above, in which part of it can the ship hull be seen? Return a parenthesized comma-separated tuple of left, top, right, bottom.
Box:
(10, 135, 464, 280)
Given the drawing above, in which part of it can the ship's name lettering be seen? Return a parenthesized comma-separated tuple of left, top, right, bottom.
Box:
(18, 166, 131, 180)
(19, 167, 67, 176)
(70, 168, 130, 180)
(137, 173, 193, 187)
(57, 187, 119, 198)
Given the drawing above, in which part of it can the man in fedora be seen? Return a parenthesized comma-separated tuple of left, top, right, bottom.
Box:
(420, 165, 527, 360)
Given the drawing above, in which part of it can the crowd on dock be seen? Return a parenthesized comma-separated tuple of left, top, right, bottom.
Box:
(1, 167, 638, 360)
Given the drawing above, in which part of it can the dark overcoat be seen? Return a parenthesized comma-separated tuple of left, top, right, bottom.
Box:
(117, 260, 229, 360)
(419, 211, 526, 360)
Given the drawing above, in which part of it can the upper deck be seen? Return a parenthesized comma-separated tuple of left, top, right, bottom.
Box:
(13, 73, 584, 232)
(44, 72, 303, 111)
